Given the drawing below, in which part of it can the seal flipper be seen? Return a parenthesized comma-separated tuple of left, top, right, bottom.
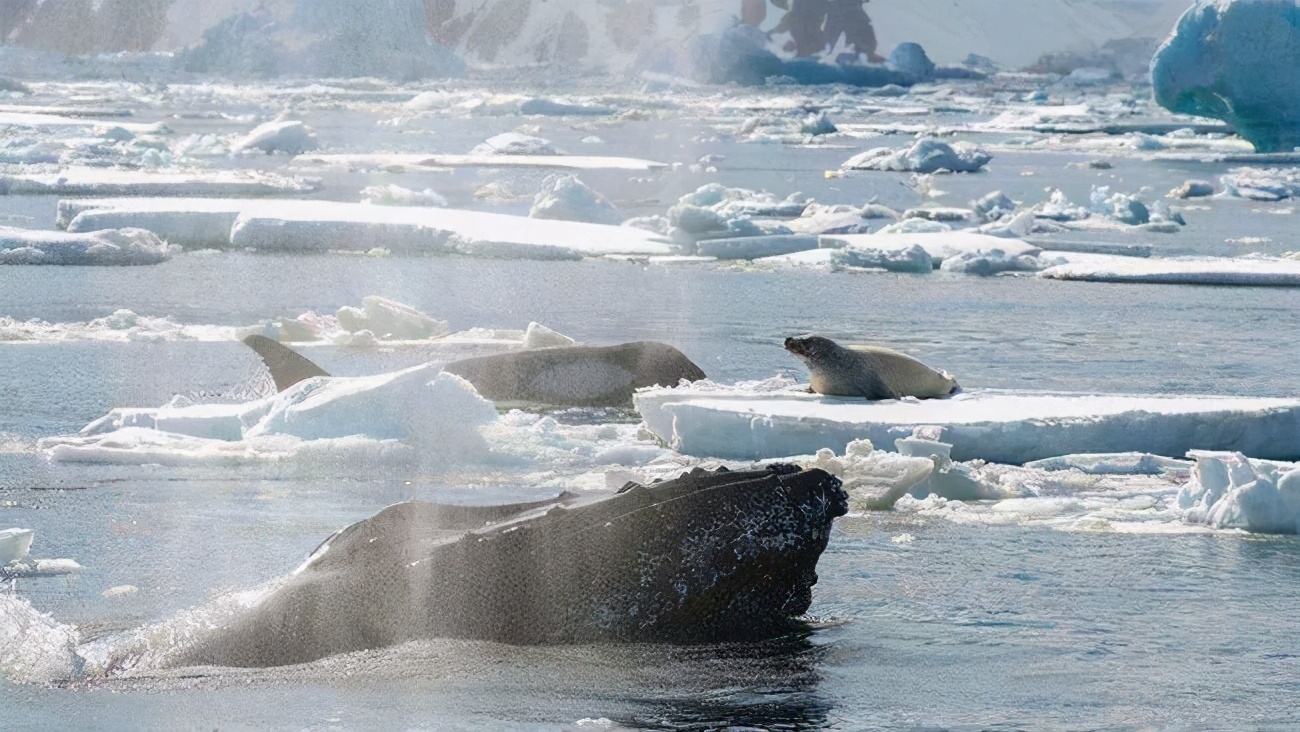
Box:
(242, 334, 330, 392)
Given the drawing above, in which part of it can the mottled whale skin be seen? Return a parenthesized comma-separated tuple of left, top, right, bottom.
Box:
(243, 335, 706, 408)
(172, 465, 848, 668)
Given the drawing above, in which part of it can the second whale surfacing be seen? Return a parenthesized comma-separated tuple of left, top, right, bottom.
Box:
(172, 465, 848, 668)
(242, 335, 706, 408)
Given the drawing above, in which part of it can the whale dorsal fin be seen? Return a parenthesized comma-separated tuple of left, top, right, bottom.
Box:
(242, 335, 330, 392)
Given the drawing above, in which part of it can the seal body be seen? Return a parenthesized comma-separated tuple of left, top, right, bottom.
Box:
(170, 465, 847, 668)
(784, 334, 958, 400)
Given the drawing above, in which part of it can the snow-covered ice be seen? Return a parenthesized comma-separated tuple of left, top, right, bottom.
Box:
(1, 168, 319, 197)
(822, 232, 1042, 266)
(634, 384, 1300, 464)
(230, 119, 319, 156)
(0, 226, 173, 266)
(0, 529, 34, 567)
(292, 152, 667, 172)
(1040, 253, 1300, 287)
(1178, 452, 1300, 534)
(529, 175, 622, 226)
(843, 139, 992, 174)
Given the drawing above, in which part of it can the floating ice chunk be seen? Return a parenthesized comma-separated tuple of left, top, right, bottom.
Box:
(1036, 189, 1092, 221)
(831, 243, 934, 273)
(843, 139, 992, 174)
(939, 249, 1047, 276)
(1026, 453, 1195, 475)
(335, 296, 450, 341)
(1152, 0, 1300, 151)
(697, 234, 819, 260)
(1089, 186, 1150, 225)
(470, 133, 556, 156)
(1039, 253, 1300, 287)
(0, 594, 80, 684)
(519, 98, 615, 117)
(634, 385, 1300, 464)
(1168, 179, 1215, 199)
(294, 152, 665, 171)
(1179, 453, 1300, 534)
(887, 42, 936, 78)
(972, 191, 1016, 221)
(823, 232, 1041, 265)
(102, 585, 139, 598)
(529, 175, 622, 226)
(231, 119, 319, 156)
(0, 529, 34, 566)
(0, 226, 172, 266)
(522, 323, 577, 350)
(800, 112, 838, 136)
(1221, 168, 1300, 201)
(876, 219, 951, 235)
(360, 184, 448, 208)
(0, 168, 319, 197)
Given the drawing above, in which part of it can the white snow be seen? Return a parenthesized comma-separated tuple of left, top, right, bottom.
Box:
(230, 119, 319, 156)
(843, 139, 992, 174)
(292, 152, 667, 172)
(60, 198, 673, 257)
(822, 232, 1041, 265)
(634, 385, 1300, 464)
(0, 226, 173, 266)
(1, 168, 320, 197)
(1040, 253, 1300, 287)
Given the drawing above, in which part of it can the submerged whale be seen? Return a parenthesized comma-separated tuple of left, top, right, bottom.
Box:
(172, 465, 848, 668)
(243, 335, 706, 408)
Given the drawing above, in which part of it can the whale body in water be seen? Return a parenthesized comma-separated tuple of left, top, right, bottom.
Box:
(243, 334, 706, 408)
(172, 465, 848, 668)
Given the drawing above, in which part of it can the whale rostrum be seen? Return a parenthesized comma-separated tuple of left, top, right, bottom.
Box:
(172, 465, 848, 668)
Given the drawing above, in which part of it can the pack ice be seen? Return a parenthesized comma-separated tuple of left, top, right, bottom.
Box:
(634, 385, 1300, 464)
(1, 227, 172, 266)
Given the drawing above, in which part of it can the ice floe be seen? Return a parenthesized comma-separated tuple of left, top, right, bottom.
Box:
(822, 232, 1042, 265)
(529, 175, 622, 226)
(230, 119, 319, 156)
(0, 168, 319, 197)
(842, 138, 992, 174)
(1178, 452, 1300, 534)
(634, 384, 1300, 464)
(1039, 253, 1300, 287)
(60, 198, 672, 258)
(291, 152, 666, 172)
(360, 185, 448, 208)
(0, 226, 173, 266)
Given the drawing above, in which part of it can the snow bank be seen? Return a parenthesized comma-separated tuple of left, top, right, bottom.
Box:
(61, 198, 672, 257)
(0, 227, 173, 266)
(1039, 253, 1300, 287)
(529, 175, 622, 226)
(634, 385, 1300, 464)
(1, 168, 319, 197)
(1178, 453, 1300, 534)
(1152, 0, 1300, 152)
(843, 139, 991, 174)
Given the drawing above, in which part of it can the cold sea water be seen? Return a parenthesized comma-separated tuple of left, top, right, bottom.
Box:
(1, 84, 1299, 730)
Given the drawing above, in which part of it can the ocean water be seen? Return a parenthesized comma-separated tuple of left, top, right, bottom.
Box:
(2, 75, 1300, 730)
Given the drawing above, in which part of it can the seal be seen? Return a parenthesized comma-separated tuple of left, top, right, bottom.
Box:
(170, 465, 848, 668)
(243, 336, 706, 408)
(784, 334, 958, 400)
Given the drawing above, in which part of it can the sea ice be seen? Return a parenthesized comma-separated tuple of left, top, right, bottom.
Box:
(0, 168, 319, 197)
(822, 232, 1041, 266)
(529, 175, 623, 226)
(842, 138, 992, 174)
(0, 226, 172, 266)
(230, 119, 319, 156)
(1178, 453, 1300, 534)
(634, 385, 1300, 464)
(0, 529, 34, 567)
(360, 185, 448, 208)
(293, 152, 666, 172)
(696, 235, 820, 260)
(470, 133, 557, 156)
(1039, 253, 1300, 287)
(335, 296, 450, 341)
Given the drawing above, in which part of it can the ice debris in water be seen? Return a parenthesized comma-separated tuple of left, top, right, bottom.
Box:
(972, 191, 1017, 221)
(0, 595, 80, 685)
(842, 138, 992, 174)
(832, 244, 933, 273)
(939, 249, 1048, 276)
(335, 296, 451, 341)
(1178, 453, 1300, 534)
(361, 184, 448, 208)
(1221, 168, 1300, 202)
(666, 183, 805, 247)
(800, 111, 838, 137)
(470, 133, 556, 156)
(1168, 179, 1215, 199)
(0, 226, 174, 266)
(1089, 187, 1150, 225)
(0, 528, 34, 566)
(530, 175, 623, 226)
(230, 119, 318, 156)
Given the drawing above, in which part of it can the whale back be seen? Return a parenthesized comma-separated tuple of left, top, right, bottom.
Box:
(172, 465, 847, 668)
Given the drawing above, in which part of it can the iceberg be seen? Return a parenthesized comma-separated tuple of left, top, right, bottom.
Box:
(1151, 0, 1300, 152)
(634, 385, 1300, 464)
(0, 226, 173, 266)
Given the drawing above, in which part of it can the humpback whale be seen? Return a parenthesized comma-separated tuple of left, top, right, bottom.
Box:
(243, 335, 706, 408)
(172, 465, 848, 668)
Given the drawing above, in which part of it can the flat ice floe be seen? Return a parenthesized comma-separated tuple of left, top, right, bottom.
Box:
(0, 226, 173, 266)
(292, 153, 667, 172)
(1, 168, 320, 197)
(1039, 252, 1300, 286)
(60, 198, 672, 257)
(820, 232, 1042, 264)
(634, 384, 1300, 464)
